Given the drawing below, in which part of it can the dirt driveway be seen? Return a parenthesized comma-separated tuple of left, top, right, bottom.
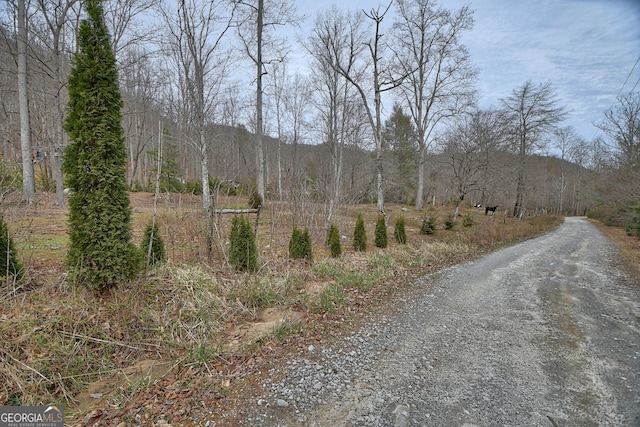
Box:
(244, 217, 640, 426)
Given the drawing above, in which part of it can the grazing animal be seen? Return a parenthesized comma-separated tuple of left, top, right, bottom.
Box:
(473, 204, 482, 208)
(485, 205, 498, 215)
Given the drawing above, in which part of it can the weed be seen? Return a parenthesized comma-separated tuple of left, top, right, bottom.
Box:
(312, 259, 342, 278)
(271, 320, 300, 341)
(313, 283, 345, 313)
(190, 344, 221, 367)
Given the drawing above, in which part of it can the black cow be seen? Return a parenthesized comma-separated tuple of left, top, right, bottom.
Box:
(485, 205, 498, 215)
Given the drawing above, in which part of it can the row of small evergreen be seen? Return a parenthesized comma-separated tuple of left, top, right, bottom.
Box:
(0, 210, 468, 282)
(225, 212, 462, 273)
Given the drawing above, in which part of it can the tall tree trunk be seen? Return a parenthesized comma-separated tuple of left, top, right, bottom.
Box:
(52, 43, 65, 206)
(513, 171, 525, 218)
(415, 142, 426, 210)
(200, 129, 210, 211)
(374, 67, 384, 214)
(255, 0, 265, 202)
(18, 0, 35, 203)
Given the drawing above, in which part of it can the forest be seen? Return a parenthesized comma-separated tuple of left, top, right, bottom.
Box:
(0, 0, 636, 224)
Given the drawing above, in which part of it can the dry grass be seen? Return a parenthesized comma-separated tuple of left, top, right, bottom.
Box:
(590, 219, 640, 281)
(0, 191, 569, 415)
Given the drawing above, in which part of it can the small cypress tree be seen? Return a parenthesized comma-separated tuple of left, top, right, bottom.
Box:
(140, 220, 166, 266)
(289, 226, 313, 262)
(300, 228, 313, 262)
(420, 215, 437, 235)
(0, 216, 23, 281)
(394, 217, 407, 244)
(63, 0, 140, 290)
(375, 215, 388, 248)
(288, 226, 302, 259)
(327, 224, 341, 257)
(229, 215, 257, 272)
(353, 214, 367, 252)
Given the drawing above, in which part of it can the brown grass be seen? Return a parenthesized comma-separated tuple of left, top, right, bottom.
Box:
(590, 219, 640, 281)
(0, 192, 571, 421)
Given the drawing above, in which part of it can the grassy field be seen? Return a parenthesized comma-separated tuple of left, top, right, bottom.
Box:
(5, 190, 631, 425)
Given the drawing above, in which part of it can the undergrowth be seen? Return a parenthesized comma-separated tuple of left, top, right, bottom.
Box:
(0, 194, 564, 410)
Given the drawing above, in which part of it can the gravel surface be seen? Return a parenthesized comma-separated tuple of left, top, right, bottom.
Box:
(240, 217, 640, 426)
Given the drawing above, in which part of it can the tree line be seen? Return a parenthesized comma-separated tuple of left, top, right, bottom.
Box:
(0, 0, 637, 224)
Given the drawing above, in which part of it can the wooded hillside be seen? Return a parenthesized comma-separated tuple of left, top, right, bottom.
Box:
(0, 0, 637, 224)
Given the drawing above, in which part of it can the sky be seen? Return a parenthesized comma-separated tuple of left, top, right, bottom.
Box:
(293, 0, 640, 143)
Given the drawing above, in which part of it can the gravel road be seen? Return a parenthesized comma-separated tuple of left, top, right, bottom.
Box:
(241, 217, 640, 426)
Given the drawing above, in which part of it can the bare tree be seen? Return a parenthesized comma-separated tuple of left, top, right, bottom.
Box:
(236, 0, 299, 204)
(551, 126, 586, 214)
(308, 6, 367, 226)
(320, 3, 401, 214)
(282, 72, 310, 189)
(596, 91, 640, 170)
(120, 45, 162, 187)
(267, 60, 285, 200)
(103, 0, 156, 58)
(31, 0, 79, 206)
(393, 0, 477, 211)
(161, 0, 235, 211)
(500, 80, 566, 217)
(443, 109, 505, 220)
(17, 0, 35, 203)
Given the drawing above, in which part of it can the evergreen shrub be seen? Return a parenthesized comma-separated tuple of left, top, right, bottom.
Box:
(627, 205, 640, 237)
(63, 0, 141, 290)
(463, 213, 475, 228)
(420, 215, 437, 235)
(353, 214, 367, 252)
(289, 226, 313, 262)
(375, 215, 388, 248)
(394, 217, 407, 244)
(229, 215, 257, 272)
(444, 215, 455, 230)
(0, 216, 23, 281)
(327, 224, 342, 258)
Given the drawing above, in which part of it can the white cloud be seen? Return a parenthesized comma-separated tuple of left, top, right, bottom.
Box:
(296, 0, 639, 140)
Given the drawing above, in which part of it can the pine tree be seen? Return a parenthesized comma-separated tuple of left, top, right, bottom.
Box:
(229, 215, 257, 272)
(327, 224, 342, 258)
(353, 214, 367, 252)
(375, 215, 388, 248)
(394, 217, 407, 244)
(141, 220, 166, 266)
(444, 214, 455, 230)
(0, 216, 23, 281)
(62, 0, 140, 290)
(421, 215, 437, 235)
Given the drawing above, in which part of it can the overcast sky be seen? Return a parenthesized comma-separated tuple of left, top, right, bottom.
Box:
(294, 0, 640, 142)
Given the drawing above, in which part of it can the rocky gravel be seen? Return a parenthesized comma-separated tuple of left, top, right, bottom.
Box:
(237, 217, 640, 426)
